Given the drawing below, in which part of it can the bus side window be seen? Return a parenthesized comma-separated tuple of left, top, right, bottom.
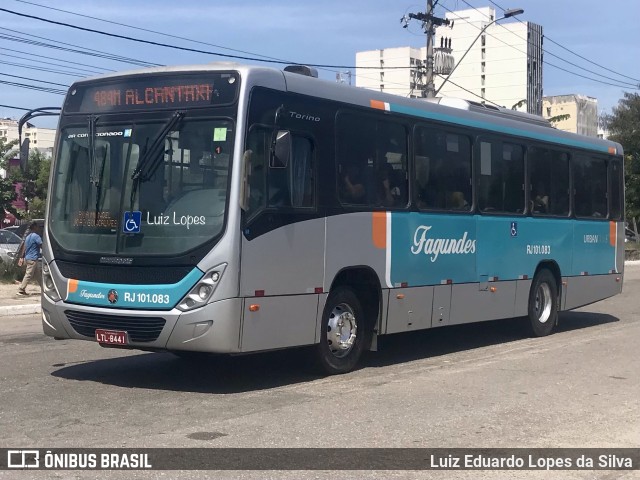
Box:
(289, 136, 314, 208)
(267, 135, 314, 208)
(609, 159, 623, 220)
(414, 127, 470, 211)
(574, 155, 607, 218)
(529, 147, 570, 216)
(245, 127, 269, 216)
(478, 139, 524, 214)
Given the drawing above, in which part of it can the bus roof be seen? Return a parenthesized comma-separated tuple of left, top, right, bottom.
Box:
(69, 63, 623, 156)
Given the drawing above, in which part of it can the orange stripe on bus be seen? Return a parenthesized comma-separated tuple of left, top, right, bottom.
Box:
(370, 100, 386, 110)
(68, 279, 79, 293)
(372, 212, 387, 249)
(610, 221, 617, 247)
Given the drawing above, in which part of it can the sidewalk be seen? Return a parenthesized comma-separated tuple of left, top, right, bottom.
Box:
(0, 282, 42, 317)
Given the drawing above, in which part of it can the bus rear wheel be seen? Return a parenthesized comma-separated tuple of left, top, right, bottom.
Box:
(314, 287, 366, 375)
(527, 269, 558, 337)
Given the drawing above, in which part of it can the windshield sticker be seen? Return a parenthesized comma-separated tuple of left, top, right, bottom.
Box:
(123, 211, 142, 234)
(213, 127, 227, 142)
(67, 130, 129, 139)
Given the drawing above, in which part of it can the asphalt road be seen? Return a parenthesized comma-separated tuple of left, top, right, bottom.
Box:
(1, 265, 639, 480)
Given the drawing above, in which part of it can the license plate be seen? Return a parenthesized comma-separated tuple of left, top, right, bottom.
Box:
(95, 329, 128, 345)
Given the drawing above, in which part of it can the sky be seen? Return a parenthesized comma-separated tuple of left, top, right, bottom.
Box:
(0, 0, 638, 128)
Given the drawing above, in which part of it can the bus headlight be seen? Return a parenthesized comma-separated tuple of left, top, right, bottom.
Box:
(177, 264, 226, 312)
(42, 260, 61, 302)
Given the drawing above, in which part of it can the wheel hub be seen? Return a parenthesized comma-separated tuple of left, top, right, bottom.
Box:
(326, 303, 357, 358)
(535, 283, 552, 323)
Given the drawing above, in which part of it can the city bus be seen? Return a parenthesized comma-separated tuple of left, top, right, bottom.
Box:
(32, 63, 625, 374)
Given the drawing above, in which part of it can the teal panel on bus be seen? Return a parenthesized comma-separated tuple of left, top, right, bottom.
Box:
(387, 213, 617, 287)
(389, 212, 477, 286)
(571, 221, 618, 275)
(476, 216, 574, 280)
(65, 268, 203, 310)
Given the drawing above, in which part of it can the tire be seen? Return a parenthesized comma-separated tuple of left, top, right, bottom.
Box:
(527, 269, 558, 337)
(314, 286, 367, 375)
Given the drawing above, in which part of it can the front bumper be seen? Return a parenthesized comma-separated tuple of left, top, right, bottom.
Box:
(42, 294, 243, 354)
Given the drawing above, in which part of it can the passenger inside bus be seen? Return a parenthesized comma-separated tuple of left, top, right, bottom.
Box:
(531, 182, 549, 214)
(448, 191, 469, 209)
(341, 164, 366, 203)
(376, 163, 401, 207)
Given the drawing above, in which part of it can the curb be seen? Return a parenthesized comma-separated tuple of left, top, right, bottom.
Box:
(0, 303, 41, 317)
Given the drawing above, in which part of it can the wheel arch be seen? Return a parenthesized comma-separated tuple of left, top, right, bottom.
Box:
(534, 260, 562, 297)
(328, 265, 382, 348)
(533, 260, 562, 325)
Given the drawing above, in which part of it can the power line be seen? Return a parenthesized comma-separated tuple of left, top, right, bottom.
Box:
(0, 103, 36, 111)
(0, 45, 115, 72)
(13, 0, 296, 66)
(0, 72, 69, 87)
(436, 74, 502, 107)
(12, 0, 419, 91)
(3, 3, 430, 93)
(0, 79, 65, 94)
(0, 52, 106, 75)
(0, 28, 161, 67)
(485, 0, 640, 83)
(0, 7, 414, 70)
(0, 59, 89, 77)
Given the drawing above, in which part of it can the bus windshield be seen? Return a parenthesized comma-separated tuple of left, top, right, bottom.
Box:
(49, 116, 234, 256)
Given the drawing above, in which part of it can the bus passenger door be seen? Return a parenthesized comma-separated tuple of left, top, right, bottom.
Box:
(239, 129, 323, 352)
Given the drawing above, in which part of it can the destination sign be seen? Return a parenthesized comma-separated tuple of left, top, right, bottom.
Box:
(64, 72, 239, 113)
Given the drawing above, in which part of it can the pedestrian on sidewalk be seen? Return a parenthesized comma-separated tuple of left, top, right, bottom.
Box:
(17, 222, 42, 296)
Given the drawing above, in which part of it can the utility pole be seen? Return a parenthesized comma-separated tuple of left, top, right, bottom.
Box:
(424, 0, 435, 98)
(401, 1, 452, 98)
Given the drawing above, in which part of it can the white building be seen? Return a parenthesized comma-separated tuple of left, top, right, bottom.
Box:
(356, 47, 426, 98)
(355, 6, 544, 115)
(0, 118, 56, 153)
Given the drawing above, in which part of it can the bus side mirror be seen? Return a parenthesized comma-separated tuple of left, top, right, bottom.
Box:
(19, 138, 30, 172)
(270, 130, 291, 169)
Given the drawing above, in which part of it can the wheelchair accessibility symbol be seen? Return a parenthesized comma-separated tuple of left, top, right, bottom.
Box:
(123, 211, 142, 234)
(510, 221, 518, 237)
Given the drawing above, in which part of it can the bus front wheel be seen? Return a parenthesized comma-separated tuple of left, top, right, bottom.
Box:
(527, 269, 558, 337)
(314, 286, 366, 374)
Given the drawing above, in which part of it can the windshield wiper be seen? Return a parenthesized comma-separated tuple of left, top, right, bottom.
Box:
(88, 115, 99, 185)
(94, 145, 108, 225)
(129, 110, 184, 213)
(131, 110, 185, 182)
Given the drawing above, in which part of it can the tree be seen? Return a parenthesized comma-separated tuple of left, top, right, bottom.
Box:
(10, 149, 51, 219)
(602, 92, 640, 225)
(0, 137, 18, 222)
(548, 113, 571, 125)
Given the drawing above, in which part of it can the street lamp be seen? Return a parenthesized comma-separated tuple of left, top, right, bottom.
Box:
(434, 8, 524, 96)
